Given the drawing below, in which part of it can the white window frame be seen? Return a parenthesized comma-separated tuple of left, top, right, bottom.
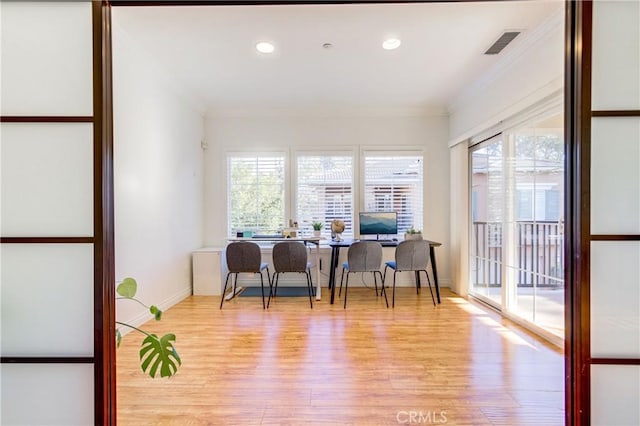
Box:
(360, 148, 425, 236)
(293, 149, 356, 237)
(225, 150, 289, 238)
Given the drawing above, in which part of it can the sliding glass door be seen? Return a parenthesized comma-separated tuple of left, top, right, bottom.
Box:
(470, 135, 504, 308)
(507, 118, 564, 336)
(469, 114, 564, 339)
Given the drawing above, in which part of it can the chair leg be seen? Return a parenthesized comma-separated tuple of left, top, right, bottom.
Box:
(414, 271, 421, 294)
(220, 272, 232, 309)
(232, 273, 238, 297)
(259, 271, 266, 309)
(307, 271, 314, 308)
(339, 267, 346, 297)
(266, 267, 273, 300)
(373, 272, 379, 296)
(268, 273, 279, 308)
(344, 273, 349, 309)
(392, 271, 397, 308)
(377, 271, 389, 308)
(274, 273, 279, 298)
(424, 270, 436, 306)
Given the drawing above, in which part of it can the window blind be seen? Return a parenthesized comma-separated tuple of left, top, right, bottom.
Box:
(296, 155, 353, 236)
(227, 155, 285, 236)
(363, 153, 423, 234)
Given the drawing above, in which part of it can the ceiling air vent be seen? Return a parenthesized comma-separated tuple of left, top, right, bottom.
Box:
(484, 31, 521, 55)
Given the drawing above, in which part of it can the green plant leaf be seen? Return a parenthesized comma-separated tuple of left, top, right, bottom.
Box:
(117, 277, 137, 298)
(116, 329, 122, 348)
(150, 305, 162, 321)
(139, 333, 181, 378)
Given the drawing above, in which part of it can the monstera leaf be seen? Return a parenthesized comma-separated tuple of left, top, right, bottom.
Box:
(116, 277, 180, 378)
(139, 333, 181, 378)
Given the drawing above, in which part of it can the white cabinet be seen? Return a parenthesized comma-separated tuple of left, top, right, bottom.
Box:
(192, 247, 225, 295)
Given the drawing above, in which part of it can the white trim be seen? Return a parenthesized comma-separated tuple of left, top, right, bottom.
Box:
(469, 294, 563, 348)
(458, 89, 563, 148)
(293, 147, 357, 156)
(225, 151, 289, 238)
(502, 310, 564, 349)
(358, 146, 426, 214)
(292, 150, 357, 236)
(224, 148, 288, 156)
(361, 147, 425, 156)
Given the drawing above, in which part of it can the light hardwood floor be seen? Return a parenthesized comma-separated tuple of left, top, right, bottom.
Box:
(117, 287, 564, 425)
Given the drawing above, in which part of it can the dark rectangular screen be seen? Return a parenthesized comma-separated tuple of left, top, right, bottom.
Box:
(359, 211, 398, 235)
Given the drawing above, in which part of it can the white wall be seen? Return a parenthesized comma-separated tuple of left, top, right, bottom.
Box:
(447, 9, 564, 294)
(113, 24, 204, 327)
(203, 111, 452, 286)
(449, 143, 469, 296)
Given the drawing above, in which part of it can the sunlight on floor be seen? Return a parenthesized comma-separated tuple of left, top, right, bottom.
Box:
(449, 296, 540, 350)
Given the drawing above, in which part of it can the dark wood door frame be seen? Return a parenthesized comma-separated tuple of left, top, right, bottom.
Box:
(564, 2, 590, 424)
(95, 1, 592, 424)
(93, 2, 116, 424)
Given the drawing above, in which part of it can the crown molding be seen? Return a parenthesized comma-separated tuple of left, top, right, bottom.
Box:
(447, 6, 564, 115)
(448, 81, 563, 148)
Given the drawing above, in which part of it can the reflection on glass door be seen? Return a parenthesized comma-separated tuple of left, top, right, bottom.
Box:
(469, 114, 565, 340)
(507, 119, 565, 337)
(470, 136, 504, 308)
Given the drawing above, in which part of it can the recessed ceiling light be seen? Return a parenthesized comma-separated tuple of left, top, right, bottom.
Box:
(382, 38, 401, 50)
(256, 41, 275, 54)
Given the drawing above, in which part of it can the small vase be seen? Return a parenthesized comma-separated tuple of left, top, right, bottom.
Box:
(313, 230, 321, 237)
(405, 233, 423, 241)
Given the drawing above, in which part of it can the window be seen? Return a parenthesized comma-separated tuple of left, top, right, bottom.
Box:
(516, 189, 534, 221)
(545, 189, 560, 221)
(363, 152, 423, 234)
(516, 187, 561, 221)
(227, 154, 285, 236)
(296, 154, 353, 236)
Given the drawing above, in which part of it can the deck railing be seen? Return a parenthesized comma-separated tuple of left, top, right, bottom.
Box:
(472, 221, 564, 288)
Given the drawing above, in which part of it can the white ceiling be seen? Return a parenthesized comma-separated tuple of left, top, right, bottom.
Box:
(113, 1, 563, 114)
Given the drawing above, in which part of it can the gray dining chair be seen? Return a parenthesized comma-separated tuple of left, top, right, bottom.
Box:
(340, 241, 388, 309)
(269, 241, 314, 308)
(220, 242, 270, 309)
(383, 240, 435, 307)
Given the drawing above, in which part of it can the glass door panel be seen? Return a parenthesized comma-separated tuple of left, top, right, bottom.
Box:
(506, 115, 565, 338)
(469, 114, 564, 340)
(470, 137, 504, 308)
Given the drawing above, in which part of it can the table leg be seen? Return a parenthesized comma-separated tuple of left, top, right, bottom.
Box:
(329, 246, 340, 305)
(429, 246, 441, 304)
(315, 243, 321, 300)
